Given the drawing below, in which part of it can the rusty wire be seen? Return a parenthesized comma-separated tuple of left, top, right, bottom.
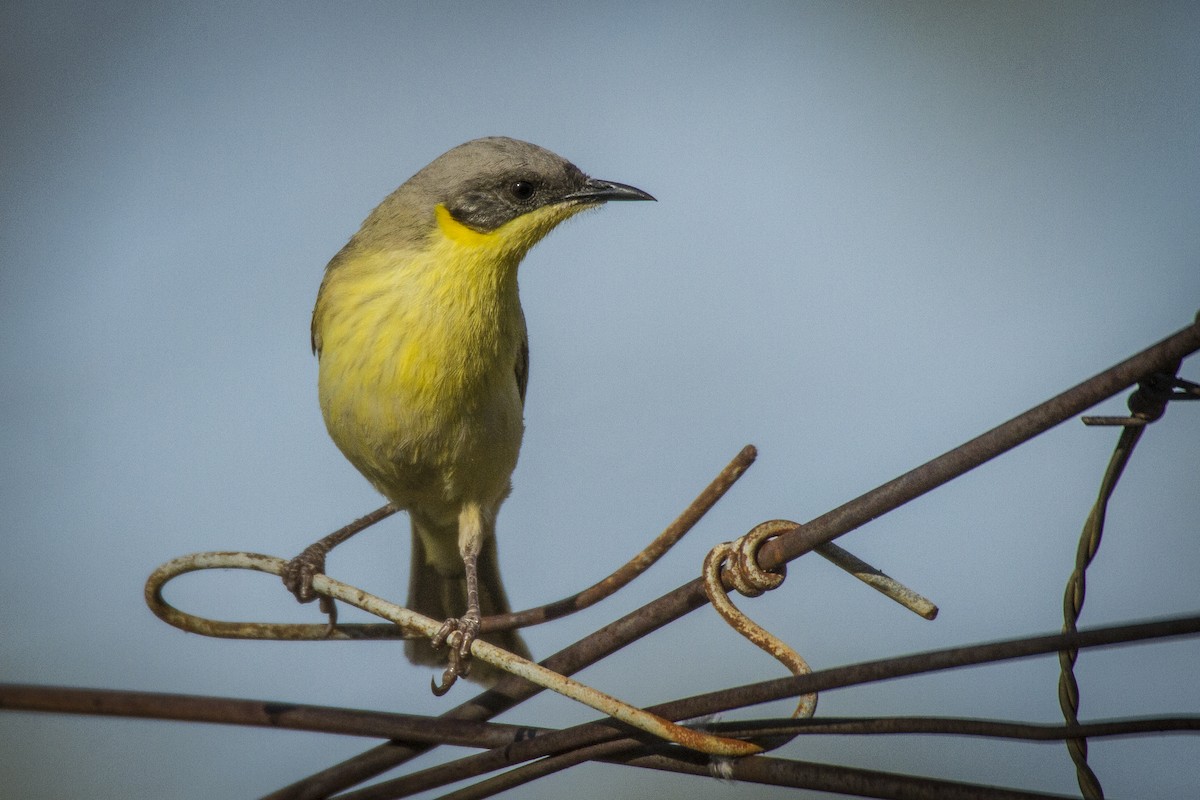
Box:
(703, 520, 819, 720)
(752, 314, 1200, 571)
(282, 503, 401, 631)
(147, 442, 932, 759)
(616, 750, 1081, 800)
(10, 680, 1184, 800)
(6, 614, 1199, 800)
(446, 743, 1068, 800)
(433, 738, 1077, 800)
(483, 443, 758, 632)
(281, 446, 761, 636)
(6, 680, 1194, 752)
(255, 312, 1200, 800)
(145, 446, 934, 762)
(349, 614, 1200, 800)
(1056, 364, 1200, 799)
(147, 550, 762, 758)
(0, 684, 529, 748)
(6, 313, 1197, 798)
(694, 714, 1200, 741)
(147, 446, 755, 642)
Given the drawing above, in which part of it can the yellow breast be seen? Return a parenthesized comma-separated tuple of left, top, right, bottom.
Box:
(312, 206, 559, 505)
(318, 252, 513, 405)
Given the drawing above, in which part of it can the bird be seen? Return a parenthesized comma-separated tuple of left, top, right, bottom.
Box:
(282, 137, 654, 688)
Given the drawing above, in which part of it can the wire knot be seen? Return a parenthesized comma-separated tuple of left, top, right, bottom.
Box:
(1083, 364, 1199, 427)
(722, 520, 790, 598)
(1128, 368, 1198, 420)
(703, 520, 816, 722)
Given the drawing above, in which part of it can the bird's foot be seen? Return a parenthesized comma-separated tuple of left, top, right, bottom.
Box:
(281, 544, 337, 636)
(430, 614, 481, 695)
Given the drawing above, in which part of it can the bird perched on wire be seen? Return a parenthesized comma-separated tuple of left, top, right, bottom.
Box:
(283, 137, 654, 689)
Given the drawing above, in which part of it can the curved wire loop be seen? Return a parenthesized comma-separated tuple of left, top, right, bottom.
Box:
(145, 550, 762, 758)
(703, 520, 818, 721)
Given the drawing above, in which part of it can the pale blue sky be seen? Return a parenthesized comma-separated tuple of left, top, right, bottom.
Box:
(3, 3, 1199, 798)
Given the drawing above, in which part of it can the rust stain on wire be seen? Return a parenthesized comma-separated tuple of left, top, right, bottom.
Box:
(703, 520, 818, 720)
(3, 311, 1181, 800)
(324, 614, 1200, 800)
(261, 313, 1200, 800)
(147, 550, 761, 758)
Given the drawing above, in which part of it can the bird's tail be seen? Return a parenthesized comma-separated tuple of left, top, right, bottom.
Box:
(405, 517, 531, 685)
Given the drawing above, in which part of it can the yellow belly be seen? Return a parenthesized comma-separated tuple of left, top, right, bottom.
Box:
(314, 244, 526, 519)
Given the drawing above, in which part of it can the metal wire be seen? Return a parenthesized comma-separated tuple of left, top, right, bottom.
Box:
(1058, 425, 1140, 800)
(373, 614, 1200, 800)
(148, 550, 761, 758)
(703, 520, 819, 720)
(0, 684, 530, 748)
(6, 682, 1193, 750)
(452, 743, 1078, 800)
(148, 446, 755, 642)
(5, 616, 1198, 800)
(483, 444, 758, 632)
(144, 449, 929, 760)
(279, 445, 761, 637)
(757, 314, 1200, 570)
(623, 750, 1081, 800)
(696, 714, 1200, 741)
(260, 312, 1200, 799)
(1057, 364, 1193, 799)
(6, 314, 1196, 798)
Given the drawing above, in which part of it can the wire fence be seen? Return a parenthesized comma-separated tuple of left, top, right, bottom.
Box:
(3, 311, 1198, 799)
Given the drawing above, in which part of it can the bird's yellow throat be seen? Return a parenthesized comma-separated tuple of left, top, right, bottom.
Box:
(313, 200, 590, 466)
(432, 201, 591, 256)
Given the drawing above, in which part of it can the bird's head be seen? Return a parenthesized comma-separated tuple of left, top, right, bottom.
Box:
(362, 137, 654, 259)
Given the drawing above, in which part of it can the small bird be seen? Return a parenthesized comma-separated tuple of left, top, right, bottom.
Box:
(284, 137, 653, 687)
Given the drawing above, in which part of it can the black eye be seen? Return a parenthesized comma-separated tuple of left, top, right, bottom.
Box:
(510, 180, 536, 201)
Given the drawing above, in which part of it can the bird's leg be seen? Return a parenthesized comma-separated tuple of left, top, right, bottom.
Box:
(431, 507, 486, 694)
(430, 546, 482, 695)
(282, 503, 398, 635)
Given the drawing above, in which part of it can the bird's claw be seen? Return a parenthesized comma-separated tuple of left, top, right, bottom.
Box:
(429, 616, 480, 695)
(281, 545, 337, 636)
(431, 615, 481, 658)
(430, 644, 471, 696)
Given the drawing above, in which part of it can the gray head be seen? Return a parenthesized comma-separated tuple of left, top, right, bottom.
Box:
(354, 137, 654, 248)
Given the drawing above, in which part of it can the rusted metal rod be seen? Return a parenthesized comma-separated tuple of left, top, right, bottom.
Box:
(758, 314, 1200, 569)
(318, 615, 1200, 800)
(7, 681, 1193, 752)
(448, 740, 1080, 800)
(0, 685, 528, 749)
(482, 443, 758, 632)
(630, 750, 1080, 800)
(269, 314, 1200, 800)
(694, 714, 1200, 741)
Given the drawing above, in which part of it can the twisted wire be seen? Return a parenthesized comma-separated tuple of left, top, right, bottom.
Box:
(1059, 366, 1189, 798)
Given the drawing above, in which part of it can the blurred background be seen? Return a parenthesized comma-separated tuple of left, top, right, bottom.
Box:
(2, 2, 1198, 797)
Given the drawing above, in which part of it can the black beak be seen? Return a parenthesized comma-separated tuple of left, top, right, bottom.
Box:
(564, 177, 656, 203)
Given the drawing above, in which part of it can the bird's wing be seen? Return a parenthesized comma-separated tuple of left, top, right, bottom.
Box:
(310, 303, 323, 356)
(515, 327, 529, 405)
